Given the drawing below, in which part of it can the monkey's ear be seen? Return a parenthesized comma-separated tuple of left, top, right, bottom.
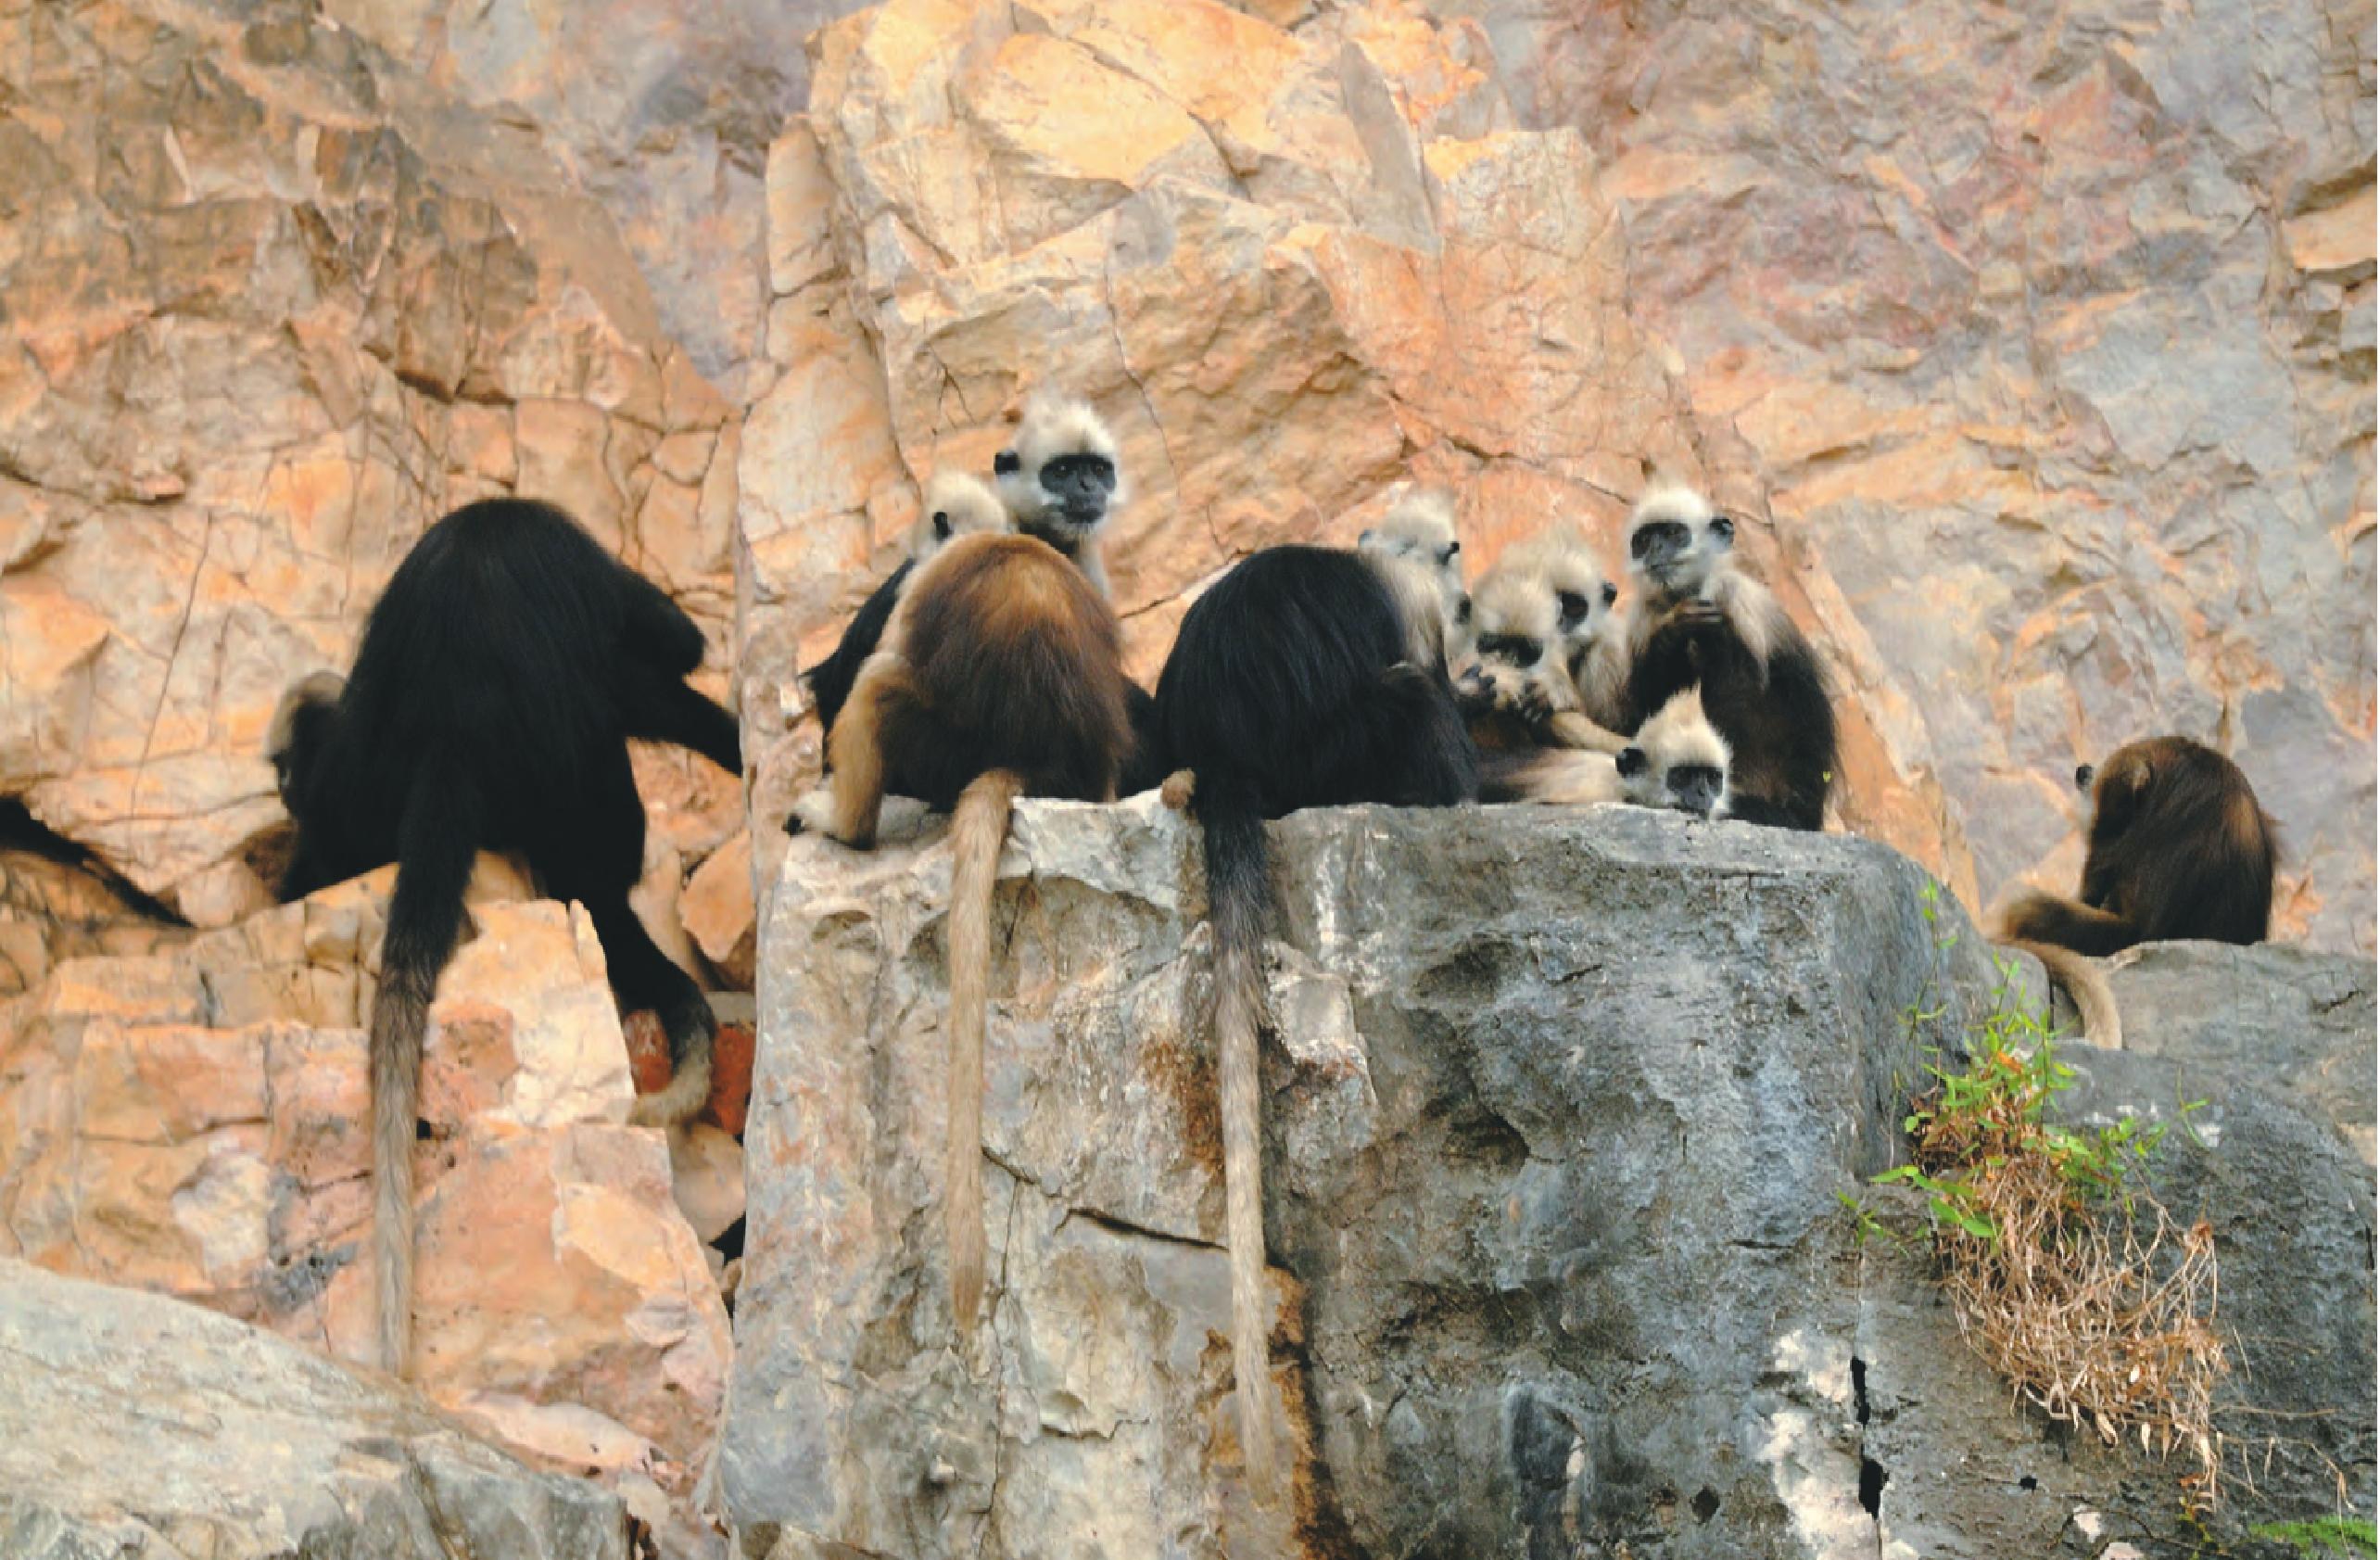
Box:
(1615, 746, 1649, 779)
(993, 450, 1021, 476)
(1358, 528, 1377, 549)
(932, 511, 952, 541)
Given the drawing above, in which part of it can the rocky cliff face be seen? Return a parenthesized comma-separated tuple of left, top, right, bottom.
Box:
(731, 799, 2374, 1559)
(0, 0, 2372, 1556)
(3, 0, 2368, 955)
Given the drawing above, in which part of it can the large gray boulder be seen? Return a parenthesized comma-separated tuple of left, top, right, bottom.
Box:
(725, 799, 2375, 1558)
(0, 1261, 630, 1559)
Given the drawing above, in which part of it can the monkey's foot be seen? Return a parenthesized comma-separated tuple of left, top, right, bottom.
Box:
(628, 1053, 714, 1129)
(1158, 769, 1197, 811)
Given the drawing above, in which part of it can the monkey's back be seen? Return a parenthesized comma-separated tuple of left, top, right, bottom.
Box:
(2086, 737, 2275, 945)
(297, 500, 679, 872)
(1156, 546, 1475, 818)
(890, 533, 1131, 809)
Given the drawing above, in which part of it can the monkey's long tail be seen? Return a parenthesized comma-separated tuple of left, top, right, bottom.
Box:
(370, 765, 480, 1376)
(947, 767, 1025, 1330)
(2000, 938, 2124, 1051)
(1201, 788, 1283, 1503)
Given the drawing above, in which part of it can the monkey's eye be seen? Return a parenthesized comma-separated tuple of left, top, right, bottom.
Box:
(931, 510, 952, 540)
(1614, 746, 1649, 779)
(1454, 596, 1472, 625)
(1710, 515, 1736, 543)
(2074, 763, 2096, 793)
(994, 450, 1021, 476)
(1555, 590, 1589, 629)
(1601, 581, 1618, 606)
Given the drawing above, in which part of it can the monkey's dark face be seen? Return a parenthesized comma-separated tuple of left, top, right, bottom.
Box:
(1616, 746, 1729, 819)
(1627, 512, 1734, 600)
(1478, 632, 1547, 670)
(1003, 450, 1118, 537)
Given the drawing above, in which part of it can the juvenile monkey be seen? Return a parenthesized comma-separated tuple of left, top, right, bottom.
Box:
(1154, 545, 1476, 1501)
(994, 392, 1126, 601)
(803, 473, 1014, 741)
(1602, 484, 1835, 830)
(804, 528, 1133, 1328)
(1501, 522, 1626, 723)
(1994, 737, 2278, 1048)
(1482, 686, 1732, 818)
(1455, 564, 1629, 755)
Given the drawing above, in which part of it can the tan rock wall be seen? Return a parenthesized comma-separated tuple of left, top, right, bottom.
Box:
(0, 872, 732, 1505)
(738, 0, 2374, 954)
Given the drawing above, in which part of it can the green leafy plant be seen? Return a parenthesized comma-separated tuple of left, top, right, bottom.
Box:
(2250, 1517, 2380, 1558)
(1869, 895, 2227, 1514)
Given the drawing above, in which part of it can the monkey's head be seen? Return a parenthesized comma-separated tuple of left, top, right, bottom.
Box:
(1625, 484, 1737, 606)
(1462, 570, 1581, 716)
(1505, 526, 1619, 662)
(267, 671, 346, 814)
(994, 394, 1125, 546)
(909, 472, 1012, 560)
(1359, 490, 1462, 591)
(1616, 687, 1732, 819)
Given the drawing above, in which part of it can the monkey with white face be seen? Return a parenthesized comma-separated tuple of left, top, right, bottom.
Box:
(1600, 484, 1836, 831)
(994, 393, 1125, 601)
(1454, 556, 1629, 756)
(1483, 686, 1732, 818)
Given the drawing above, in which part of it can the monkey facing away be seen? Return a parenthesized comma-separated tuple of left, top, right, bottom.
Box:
(802, 473, 1013, 742)
(1603, 483, 1836, 831)
(1481, 686, 1732, 818)
(268, 498, 741, 1376)
(1994, 736, 2278, 1048)
(994, 392, 1126, 601)
(802, 527, 1134, 1330)
(1357, 488, 1468, 662)
(1153, 545, 1476, 1500)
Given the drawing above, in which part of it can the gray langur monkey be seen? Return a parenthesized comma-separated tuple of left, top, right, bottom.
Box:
(994, 393, 1126, 601)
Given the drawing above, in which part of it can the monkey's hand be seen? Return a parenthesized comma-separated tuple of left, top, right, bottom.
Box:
(1453, 664, 1498, 717)
(1507, 679, 1555, 728)
(1158, 769, 1197, 812)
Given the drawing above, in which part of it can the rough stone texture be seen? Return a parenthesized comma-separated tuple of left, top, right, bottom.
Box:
(0, 867, 733, 1503)
(731, 798, 2375, 1558)
(2096, 940, 2378, 1165)
(0, 0, 742, 932)
(317, 0, 867, 398)
(737, 0, 2374, 958)
(0, 1258, 631, 1560)
(1455, 0, 2378, 954)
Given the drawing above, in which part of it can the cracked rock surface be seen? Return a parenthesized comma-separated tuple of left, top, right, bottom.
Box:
(730, 798, 2374, 1558)
(0, 1259, 633, 1559)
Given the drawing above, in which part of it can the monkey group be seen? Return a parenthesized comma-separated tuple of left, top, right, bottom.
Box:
(262, 388, 2280, 1508)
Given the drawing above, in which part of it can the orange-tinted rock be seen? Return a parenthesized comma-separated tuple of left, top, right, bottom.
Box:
(0, 882, 730, 1498)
